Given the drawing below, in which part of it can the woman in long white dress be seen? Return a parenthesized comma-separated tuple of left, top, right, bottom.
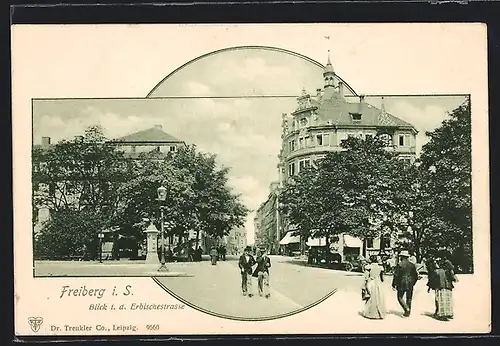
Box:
(362, 257, 387, 319)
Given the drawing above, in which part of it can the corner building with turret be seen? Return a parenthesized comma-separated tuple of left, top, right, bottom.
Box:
(255, 56, 418, 257)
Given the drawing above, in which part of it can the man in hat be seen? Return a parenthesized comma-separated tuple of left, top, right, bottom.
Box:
(253, 247, 272, 298)
(238, 246, 256, 297)
(392, 250, 419, 317)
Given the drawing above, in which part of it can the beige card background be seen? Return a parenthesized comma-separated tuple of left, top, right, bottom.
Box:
(13, 23, 490, 335)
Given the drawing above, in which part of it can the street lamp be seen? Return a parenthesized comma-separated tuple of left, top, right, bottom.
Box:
(157, 184, 169, 272)
(98, 232, 105, 263)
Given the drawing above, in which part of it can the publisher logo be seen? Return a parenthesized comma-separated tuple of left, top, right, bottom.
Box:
(28, 317, 43, 333)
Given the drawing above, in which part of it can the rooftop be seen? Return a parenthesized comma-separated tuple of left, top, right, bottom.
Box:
(291, 56, 416, 131)
(315, 96, 415, 129)
(111, 124, 184, 144)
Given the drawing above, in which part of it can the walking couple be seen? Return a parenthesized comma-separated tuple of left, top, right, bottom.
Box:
(361, 250, 419, 319)
(238, 246, 271, 298)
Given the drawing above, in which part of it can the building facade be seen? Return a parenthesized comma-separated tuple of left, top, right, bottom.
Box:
(259, 56, 418, 256)
(222, 227, 247, 255)
(109, 124, 187, 158)
(253, 182, 281, 254)
(32, 125, 209, 255)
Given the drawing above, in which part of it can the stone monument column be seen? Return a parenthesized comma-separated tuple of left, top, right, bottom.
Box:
(144, 224, 160, 264)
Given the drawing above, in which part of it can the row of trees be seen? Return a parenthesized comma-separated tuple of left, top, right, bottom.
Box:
(33, 125, 249, 260)
(279, 100, 472, 272)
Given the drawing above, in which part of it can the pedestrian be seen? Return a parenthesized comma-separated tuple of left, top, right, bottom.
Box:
(392, 250, 419, 317)
(253, 248, 272, 298)
(195, 246, 202, 262)
(238, 246, 256, 297)
(188, 246, 194, 262)
(220, 245, 226, 261)
(425, 258, 440, 316)
(431, 257, 458, 321)
(361, 255, 387, 319)
(210, 246, 218, 265)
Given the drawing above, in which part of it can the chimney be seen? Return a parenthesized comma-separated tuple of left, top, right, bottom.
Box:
(41, 137, 51, 148)
(154, 124, 162, 130)
(338, 81, 344, 98)
(358, 94, 365, 114)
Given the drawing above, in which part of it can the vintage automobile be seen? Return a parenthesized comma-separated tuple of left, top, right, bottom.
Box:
(308, 248, 364, 272)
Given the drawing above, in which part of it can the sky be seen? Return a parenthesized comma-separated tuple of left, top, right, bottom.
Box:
(32, 48, 467, 245)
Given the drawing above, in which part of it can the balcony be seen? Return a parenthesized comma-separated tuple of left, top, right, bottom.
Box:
(385, 145, 416, 154)
(286, 145, 341, 161)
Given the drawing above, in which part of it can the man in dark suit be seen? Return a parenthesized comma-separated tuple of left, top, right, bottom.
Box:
(253, 248, 272, 298)
(392, 250, 419, 317)
(238, 246, 256, 297)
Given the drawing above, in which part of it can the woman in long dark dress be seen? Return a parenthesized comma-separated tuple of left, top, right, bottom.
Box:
(425, 258, 440, 315)
(432, 258, 458, 320)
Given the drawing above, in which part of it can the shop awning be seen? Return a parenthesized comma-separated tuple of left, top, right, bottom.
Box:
(307, 237, 326, 247)
(279, 232, 300, 245)
(343, 234, 363, 248)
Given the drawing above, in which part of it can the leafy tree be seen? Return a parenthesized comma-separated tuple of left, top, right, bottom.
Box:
(280, 135, 409, 255)
(32, 125, 132, 259)
(117, 145, 249, 252)
(389, 162, 461, 263)
(32, 125, 131, 214)
(331, 136, 401, 242)
(115, 155, 196, 244)
(419, 99, 473, 271)
(168, 145, 249, 247)
(33, 208, 107, 260)
(33, 126, 248, 259)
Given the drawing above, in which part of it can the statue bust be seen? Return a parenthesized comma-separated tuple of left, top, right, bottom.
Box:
(281, 113, 289, 133)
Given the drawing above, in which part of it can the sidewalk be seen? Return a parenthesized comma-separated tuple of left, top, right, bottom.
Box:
(34, 260, 198, 277)
(155, 260, 309, 320)
(325, 274, 489, 333)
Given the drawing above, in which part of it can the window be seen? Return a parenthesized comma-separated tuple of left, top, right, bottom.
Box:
(288, 163, 296, 176)
(316, 134, 323, 146)
(304, 136, 311, 147)
(156, 146, 161, 152)
(299, 137, 304, 148)
(366, 237, 374, 248)
(300, 118, 308, 127)
(351, 113, 362, 121)
(289, 140, 296, 152)
(399, 135, 405, 146)
(169, 146, 176, 152)
(405, 134, 411, 147)
(299, 159, 311, 172)
(380, 235, 391, 250)
(323, 134, 330, 146)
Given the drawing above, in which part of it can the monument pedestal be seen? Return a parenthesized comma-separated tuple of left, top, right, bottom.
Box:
(144, 224, 160, 264)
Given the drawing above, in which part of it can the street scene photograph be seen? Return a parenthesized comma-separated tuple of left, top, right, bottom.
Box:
(32, 46, 474, 322)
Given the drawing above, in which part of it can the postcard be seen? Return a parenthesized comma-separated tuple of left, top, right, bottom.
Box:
(12, 23, 490, 336)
